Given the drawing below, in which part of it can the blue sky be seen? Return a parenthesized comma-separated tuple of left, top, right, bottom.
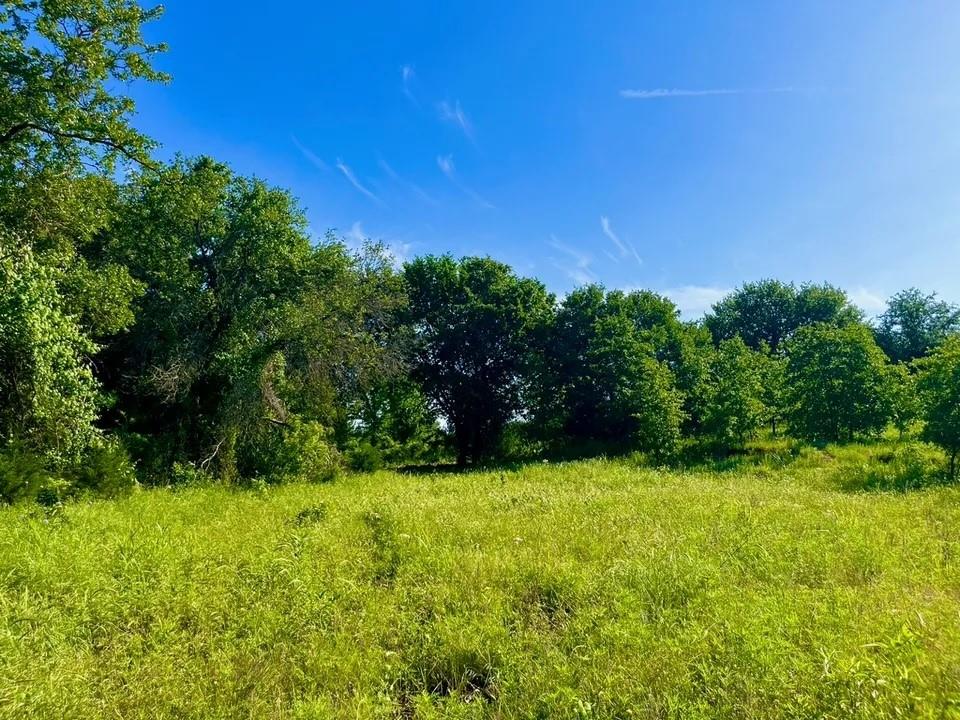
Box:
(131, 1, 960, 317)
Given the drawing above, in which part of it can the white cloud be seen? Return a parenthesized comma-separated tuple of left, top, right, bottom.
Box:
(386, 241, 414, 266)
(620, 87, 797, 100)
(847, 287, 887, 316)
(401, 65, 419, 106)
(438, 100, 474, 141)
(336, 158, 384, 205)
(549, 235, 596, 286)
(345, 221, 366, 247)
(436, 154, 494, 209)
(379, 155, 439, 205)
(600, 216, 642, 266)
(290, 135, 328, 172)
(343, 221, 414, 268)
(662, 285, 731, 319)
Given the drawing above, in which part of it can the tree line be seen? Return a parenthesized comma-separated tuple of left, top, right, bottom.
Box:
(2, 2, 960, 502)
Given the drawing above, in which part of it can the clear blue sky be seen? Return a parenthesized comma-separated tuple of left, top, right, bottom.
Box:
(131, 1, 960, 317)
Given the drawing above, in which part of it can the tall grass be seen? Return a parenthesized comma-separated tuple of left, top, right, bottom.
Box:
(1, 443, 959, 718)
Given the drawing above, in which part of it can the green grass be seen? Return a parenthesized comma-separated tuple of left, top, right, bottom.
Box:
(2, 444, 960, 718)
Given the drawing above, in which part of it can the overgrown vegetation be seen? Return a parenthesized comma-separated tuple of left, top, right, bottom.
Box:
(3, 1, 960, 501)
(1, 443, 959, 718)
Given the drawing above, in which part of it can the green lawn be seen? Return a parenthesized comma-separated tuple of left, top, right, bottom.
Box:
(2, 447, 960, 718)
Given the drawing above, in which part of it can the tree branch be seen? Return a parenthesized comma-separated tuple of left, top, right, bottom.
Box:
(0, 121, 157, 169)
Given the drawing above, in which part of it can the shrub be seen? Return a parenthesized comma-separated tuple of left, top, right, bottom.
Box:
(348, 441, 384, 473)
(66, 439, 137, 499)
(0, 442, 55, 503)
(833, 443, 944, 492)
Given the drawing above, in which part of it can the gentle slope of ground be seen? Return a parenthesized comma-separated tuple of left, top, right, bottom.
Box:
(1, 446, 960, 718)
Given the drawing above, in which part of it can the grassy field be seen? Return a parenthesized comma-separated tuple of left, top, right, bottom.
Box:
(2, 443, 960, 719)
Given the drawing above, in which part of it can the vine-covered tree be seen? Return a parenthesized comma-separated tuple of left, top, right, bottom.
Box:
(96, 158, 406, 481)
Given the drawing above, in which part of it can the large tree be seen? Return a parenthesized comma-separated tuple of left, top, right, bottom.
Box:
(403, 256, 553, 465)
(96, 157, 406, 481)
(536, 285, 690, 451)
(785, 323, 895, 442)
(0, 0, 163, 482)
(875, 288, 960, 364)
(706, 280, 861, 353)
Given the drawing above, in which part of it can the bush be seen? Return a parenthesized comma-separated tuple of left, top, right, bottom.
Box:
(66, 439, 137, 499)
(348, 441, 384, 473)
(0, 442, 55, 503)
(833, 443, 944, 492)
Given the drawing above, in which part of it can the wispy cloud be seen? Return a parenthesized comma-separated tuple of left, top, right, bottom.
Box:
(401, 65, 420, 107)
(344, 220, 414, 268)
(662, 285, 731, 319)
(600, 216, 642, 266)
(291, 135, 329, 172)
(847, 287, 887, 316)
(620, 87, 798, 100)
(336, 158, 384, 206)
(549, 235, 596, 286)
(378, 156, 439, 205)
(437, 154, 494, 209)
(346, 221, 366, 247)
(438, 100, 475, 141)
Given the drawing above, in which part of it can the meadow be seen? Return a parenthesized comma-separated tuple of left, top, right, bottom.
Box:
(1, 442, 959, 719)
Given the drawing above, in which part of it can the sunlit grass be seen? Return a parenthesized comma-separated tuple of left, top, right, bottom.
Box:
(1, 443, 959, 718)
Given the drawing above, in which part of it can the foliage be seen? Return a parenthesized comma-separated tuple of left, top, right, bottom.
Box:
(701, 338, 766, 449)
(403, 255, 553, 465)
(705, 279, 861, 353)
(96, 158, 404, 480)
(350, 377, 442, 465)
(888, 363, 919, 437)
(875, 288, 960, 363)
(915, 335, 960, 479)
(0, 0, 166, 175)
(785, 323, 895, 442)
(0, 441, 54, 503)
(536, 285, 690, 454)
(0, 240, 101, 466)
(583, 314, 684, 458)
(64, 437, 137, 499)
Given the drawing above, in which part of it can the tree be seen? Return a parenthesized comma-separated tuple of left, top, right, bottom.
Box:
(585, 315, 684, 457)
(533, 286, 686, 457)
(757, 349, 787, 436)
(97, 158, 406, 481)
(0, 238, 100, 467)
(403, 256, 553, 465)
(706, 280, 861, 353)
(875, 288, 960, 364)
(888, 363, 919, 438)
(0, 0, 166, 174)
(785, 323, 895, 442)
(915, 336, 960, 479)
(702, 338, 766, 449)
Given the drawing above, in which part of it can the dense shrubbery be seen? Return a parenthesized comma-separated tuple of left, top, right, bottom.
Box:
(2, 1, 960, 500)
